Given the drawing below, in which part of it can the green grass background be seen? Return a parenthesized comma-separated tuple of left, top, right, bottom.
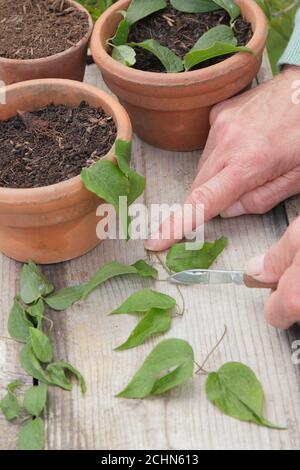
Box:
(79, 0, 300, 74)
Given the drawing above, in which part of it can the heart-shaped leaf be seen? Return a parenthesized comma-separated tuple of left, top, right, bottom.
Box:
(19, 343, 51, 385)
(191, 25, 238, 50)
(118, 339, 194, 398)
(206, 362, 285, 429)
(0, 380, 21, 421)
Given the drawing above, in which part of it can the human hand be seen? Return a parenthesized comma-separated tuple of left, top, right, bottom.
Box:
(245, 218, 300, 329)
(145, 65, 300, 251)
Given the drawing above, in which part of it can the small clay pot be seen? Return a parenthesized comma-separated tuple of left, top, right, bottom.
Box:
(0, 1, 94, 85)
(0, 79, 132, 264)
(91, 0, 268, 151)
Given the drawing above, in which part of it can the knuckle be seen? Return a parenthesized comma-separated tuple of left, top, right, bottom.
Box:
(245, 192, 270, 214)
(285, 294, 300, 315)
(211, 107, 233, 129)
(189, 185, 215, 210)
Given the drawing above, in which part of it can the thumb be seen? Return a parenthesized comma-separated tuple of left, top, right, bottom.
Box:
(145, 166, 248, 252)
(245, 222, 299, 283)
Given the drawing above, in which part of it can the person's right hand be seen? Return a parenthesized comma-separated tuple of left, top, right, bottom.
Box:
(245, 217, 300, 329)
(145, 65, 300, 252)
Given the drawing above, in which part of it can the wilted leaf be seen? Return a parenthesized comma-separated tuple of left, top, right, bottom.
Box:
(47, 361, 86, 394)
(118, 339, 194, 398)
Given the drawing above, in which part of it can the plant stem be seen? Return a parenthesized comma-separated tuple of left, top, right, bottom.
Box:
(195, 325, 228, 375)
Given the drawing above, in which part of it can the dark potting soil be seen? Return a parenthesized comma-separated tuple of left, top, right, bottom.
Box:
(0, 0, 90, 60)
(127, 3, 253, 73)
(0, 102, 117, 188)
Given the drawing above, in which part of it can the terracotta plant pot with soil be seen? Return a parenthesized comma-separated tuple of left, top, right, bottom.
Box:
(0, 0, 93, 85)
(0, 79, 131, 264)
(91, 0, 268, 151)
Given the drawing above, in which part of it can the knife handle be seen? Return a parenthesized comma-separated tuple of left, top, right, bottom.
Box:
(243, 274, 278, 290)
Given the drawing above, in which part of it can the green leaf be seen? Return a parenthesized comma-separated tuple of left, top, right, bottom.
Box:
(81, 260, 157, 300)
(19, 343, 51, 385)
(130, 40, 184, 73)
(24, 384, 48, 417)
(170, 0, 220, 13)
(0, 380, 21, 421)
(20, 260, 54, 304)
(18, 417, 44, 450)
(29, 328, 53, 363)
(126, 0, 167, 26)
(45, 261, 157, 311)
(127, 169, 146, 206)
(26, 298, 45, 319)
(132, 260, 158, 279)
(115, 139, 132, 176)
(166, 236, 228, 272)
(7, 379, 22, 393)
(115, 308, 171, 351)
(213, 0, 240, 22)
(112, 17, 130, 46)
(205, 362, 285, 429)
(112, 45, 136, 66)
(191, 25, 238, 51)
(47, 361, 86, 394)
(184, 42, 253, 71)
(45, 285, 86, 311)
(118, 339, 194, 398)
(81, 160, 130, 212)
(8, 299, 32, 342)
(112, 288, 176, 314)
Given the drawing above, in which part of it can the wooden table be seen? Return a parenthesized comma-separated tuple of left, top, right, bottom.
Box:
(1, 52, 300, 451)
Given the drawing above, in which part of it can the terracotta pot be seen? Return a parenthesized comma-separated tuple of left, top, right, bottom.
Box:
(91, 0, 268, 151)
(0, 1, 93, 85)
(0, 79, 132, 264)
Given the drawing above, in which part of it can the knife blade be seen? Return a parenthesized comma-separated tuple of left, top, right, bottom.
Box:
(169, 269, 278, 290)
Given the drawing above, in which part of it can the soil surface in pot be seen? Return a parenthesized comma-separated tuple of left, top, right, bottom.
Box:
(127, 2, 253, 72)
(0, 102, 117, 188)
(0, 0, 90, 60)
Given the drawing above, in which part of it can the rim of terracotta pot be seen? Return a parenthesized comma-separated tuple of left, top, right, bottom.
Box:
(0, 78, 132, 204)
(91, 0, 268, 87)
(0, 0, 94, 66)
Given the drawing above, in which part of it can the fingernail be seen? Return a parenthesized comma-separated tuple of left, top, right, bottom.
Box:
(144, 234, 165, 252)
(245, 254, 266, 278)
(220, 201, 246, 219)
